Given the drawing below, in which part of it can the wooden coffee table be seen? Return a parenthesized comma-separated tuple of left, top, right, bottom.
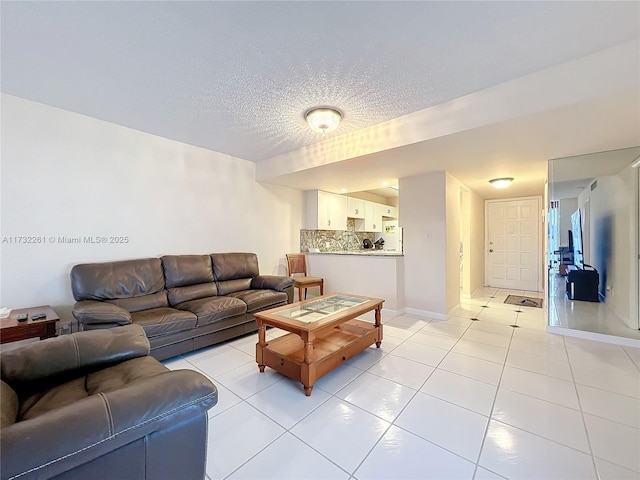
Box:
(254, 293, 384, 396)
(0, 305, 59, 344)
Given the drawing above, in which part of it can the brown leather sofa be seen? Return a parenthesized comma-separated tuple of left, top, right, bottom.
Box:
(71, 253, 294, 360)
(0, 325, 217, 480)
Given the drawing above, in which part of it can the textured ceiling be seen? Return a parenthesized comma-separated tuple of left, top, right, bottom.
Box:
(2, 1, 639, 161)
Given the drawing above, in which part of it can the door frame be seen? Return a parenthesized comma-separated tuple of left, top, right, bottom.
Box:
(484, 195, 544, 292)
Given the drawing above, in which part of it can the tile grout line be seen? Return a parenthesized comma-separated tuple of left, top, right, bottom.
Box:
(344, 314, 475, 477)
(563, 334, 600, 478)
(470, 296, 515, 480)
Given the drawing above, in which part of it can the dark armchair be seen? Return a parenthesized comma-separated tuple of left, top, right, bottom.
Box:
(1, 325, 217, 480)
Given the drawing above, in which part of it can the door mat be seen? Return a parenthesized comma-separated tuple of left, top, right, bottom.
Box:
(504, 295, 543, 308)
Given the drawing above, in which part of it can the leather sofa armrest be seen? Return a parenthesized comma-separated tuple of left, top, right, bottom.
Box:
(0, 370, 217, 480)
(73, 300, 132, 328)
(1, 325, 149, 396)
(251, 275, 295, 292)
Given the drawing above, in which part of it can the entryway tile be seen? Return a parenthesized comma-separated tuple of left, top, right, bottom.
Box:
(314, 363, 364, 394)
(479, 421, 597, 480)
(439, 352, 504, 386)
(473, 467, 507, 479)
(576, 384, 640, 428)
(408, 330, 459, 350)
(395, 392, 489, 462)
(420, 321, 469, 339)
(290, 397, 390, 473)
(450, 339, 508, 365)
(461, 329, 511, 349)
(571, 363, 640, 398)
(336, 372, 416, 422)
(500, 366, 580, 410)
(505, 349, 572, 381)
(508, 336, 568, 362)
(420, 369, 497, 416)
(594, 457, 640, 480)
(246, 378, 331, 428)
(189, 347, 254, 378)
(583, 413, 640, 473)
(492, 389, 590, 452)
(227, 432, 348, 479)
(367, 353, 435, 390)
(206, 402, 285, 479)
(207, 382, 242, 418)
(385, 314, 430, 331)
(391, 340, 449, 367)
(214, 361, 284, 399)
(354, 425, 475, 480)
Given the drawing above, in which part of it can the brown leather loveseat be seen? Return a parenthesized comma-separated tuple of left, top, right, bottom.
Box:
(0, 325, 217, 480)
(71, 252, 294, 360)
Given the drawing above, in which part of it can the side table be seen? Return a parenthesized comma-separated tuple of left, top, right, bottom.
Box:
(0, 305, 60, 344)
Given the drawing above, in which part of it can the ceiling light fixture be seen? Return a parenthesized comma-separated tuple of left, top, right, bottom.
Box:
(489, 177, 514, 189)
(305, 107, 342, 133)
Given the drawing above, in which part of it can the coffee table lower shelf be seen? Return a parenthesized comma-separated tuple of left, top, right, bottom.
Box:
(257, 319, 380, 395)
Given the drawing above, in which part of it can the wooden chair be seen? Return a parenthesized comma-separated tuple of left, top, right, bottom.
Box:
(286, 253, 324, 302)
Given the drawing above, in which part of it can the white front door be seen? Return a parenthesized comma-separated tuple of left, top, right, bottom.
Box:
(486, 197, 542, 291)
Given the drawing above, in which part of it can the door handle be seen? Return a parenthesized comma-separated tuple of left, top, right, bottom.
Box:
(489, 249, 494, 253)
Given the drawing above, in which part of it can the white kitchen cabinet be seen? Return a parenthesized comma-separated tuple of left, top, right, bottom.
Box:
(304, 190, 347, 230)
(382, 205, 398, 219)
(347, 197, 365, 219)
(354, 201, 384, 233)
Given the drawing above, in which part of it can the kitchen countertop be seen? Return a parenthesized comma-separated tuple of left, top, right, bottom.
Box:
(306, 250, 403, 257)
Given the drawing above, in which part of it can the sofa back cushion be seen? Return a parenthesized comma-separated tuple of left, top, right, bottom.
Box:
(161, 255, 217, 306)
(70, 258, 168, 312)
(211, 253, 259, 295)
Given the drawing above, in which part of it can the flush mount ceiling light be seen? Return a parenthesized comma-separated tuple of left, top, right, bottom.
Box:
(489, 177, 514, 189)
(305, 107, 342, 133)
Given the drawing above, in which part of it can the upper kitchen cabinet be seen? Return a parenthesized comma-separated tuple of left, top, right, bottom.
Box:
(304, 190, 348, 231)
(382, 205, 398, 219)
(347, 197, 365, 219)
(355, 201, 382, 232)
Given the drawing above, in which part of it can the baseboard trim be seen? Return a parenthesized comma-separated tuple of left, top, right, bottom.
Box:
(546, 325, 640, 348)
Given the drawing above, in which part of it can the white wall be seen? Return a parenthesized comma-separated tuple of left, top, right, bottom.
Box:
(0, 95, 304, 321)
(445, 173, 461, 312)
(306, 254, 403, 313)
(577, 164, 639, 329)
(398, 170, 484, 316)
(399, 171, 447, 314)
(468, 188, 486, 294)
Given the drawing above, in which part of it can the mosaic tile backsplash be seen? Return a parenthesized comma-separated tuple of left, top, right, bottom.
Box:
(300, 219, 376, 253)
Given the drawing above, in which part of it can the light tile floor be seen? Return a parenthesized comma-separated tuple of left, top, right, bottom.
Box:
(163, 287, 640, 480)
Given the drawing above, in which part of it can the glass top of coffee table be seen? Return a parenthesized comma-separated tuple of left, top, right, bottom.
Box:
(272, 294, 369, 324)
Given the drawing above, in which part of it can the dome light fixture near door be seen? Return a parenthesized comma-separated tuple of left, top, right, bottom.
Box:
(305, 107, 342, 133)
(489, 177, 514, 189)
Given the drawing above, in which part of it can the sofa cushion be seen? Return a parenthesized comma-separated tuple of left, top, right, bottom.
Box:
(211, 253, 259, 281)
(228, 289, 288, 313)
(71, 258, 166, 304)
(1, 380, 18, 428)
(216, 278, 253, 296)
(175, 296, 247, 327)
(18, 357, 167, 422)
(106, 291, 169, 313)
(161, 255, 218, 305)
(130, 308, 197, 338)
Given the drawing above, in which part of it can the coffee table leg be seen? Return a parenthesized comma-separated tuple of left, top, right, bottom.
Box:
(375, 305, 383, 348)
(257, 322, 266, 373)
(302, 332, 314, 396)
